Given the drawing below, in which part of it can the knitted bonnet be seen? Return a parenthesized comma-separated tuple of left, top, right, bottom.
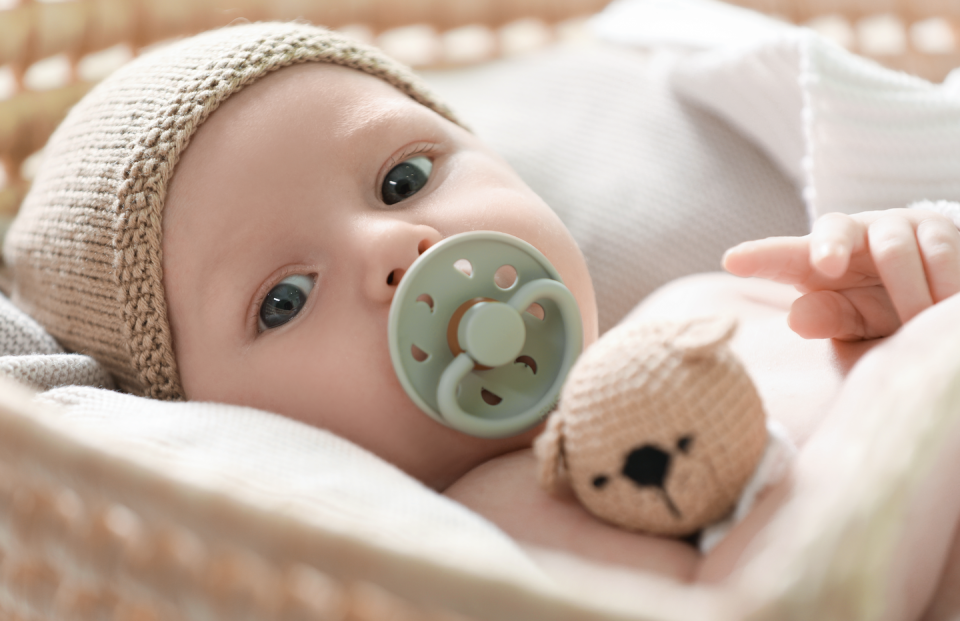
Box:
(3, 22, 459, 400)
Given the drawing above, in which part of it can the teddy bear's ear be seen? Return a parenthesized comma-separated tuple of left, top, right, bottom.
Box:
(534, 413, 569, 495)
(673, 315, 738, 360)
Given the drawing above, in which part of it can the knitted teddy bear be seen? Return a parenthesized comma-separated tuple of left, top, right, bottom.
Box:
(534, 315, 773, 539)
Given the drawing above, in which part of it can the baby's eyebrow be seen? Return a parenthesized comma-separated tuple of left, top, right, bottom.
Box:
(333, 99, 417, 142)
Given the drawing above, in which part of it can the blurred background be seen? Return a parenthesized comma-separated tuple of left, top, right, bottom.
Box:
(0, 0, 958, 236)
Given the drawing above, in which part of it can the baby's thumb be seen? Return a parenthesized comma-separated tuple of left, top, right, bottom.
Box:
(788, 290, 857, 340)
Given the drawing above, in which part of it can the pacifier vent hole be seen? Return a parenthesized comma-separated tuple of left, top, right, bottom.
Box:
(481, 388, 503, 406)
(525, 303, 545, 321)
(411, 344, 429, 362)
(494, 265, 518, 290)
(416, 293, 434, 312)
(515, 355, 538, 374)
(454, 259, 473, 277)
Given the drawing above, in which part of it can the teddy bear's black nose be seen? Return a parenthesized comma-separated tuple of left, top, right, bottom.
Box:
(622, 444, 670, 489)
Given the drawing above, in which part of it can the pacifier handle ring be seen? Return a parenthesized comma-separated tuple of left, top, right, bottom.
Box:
(436, 278, 583, 438)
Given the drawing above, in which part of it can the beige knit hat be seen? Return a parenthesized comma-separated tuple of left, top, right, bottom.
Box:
(3, 22, 460, 400)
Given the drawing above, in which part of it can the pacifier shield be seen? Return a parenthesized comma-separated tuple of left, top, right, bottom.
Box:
(388, 231, 582, 438)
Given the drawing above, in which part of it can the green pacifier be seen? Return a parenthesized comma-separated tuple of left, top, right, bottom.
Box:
(388, 231, 583, 439)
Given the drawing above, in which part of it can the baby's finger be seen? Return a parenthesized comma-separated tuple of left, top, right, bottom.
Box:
(788, 287, 900, 340)
(809, 213, 864, 279)
(723, 237, 813, 283)
(788, 290, 861, 339)
(916, 217, 960, 303)
(868, 214, 933, 323)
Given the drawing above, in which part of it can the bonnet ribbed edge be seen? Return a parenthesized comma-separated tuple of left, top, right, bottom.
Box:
(3, 22, 461, 400)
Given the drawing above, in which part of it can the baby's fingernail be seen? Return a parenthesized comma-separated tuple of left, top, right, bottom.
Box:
(723, 242, 748, 257)
(722, 246, 754, 275)
(721, 246, 739, 266)
(813, 242, 840, 262)
(812, 242, 847, 277)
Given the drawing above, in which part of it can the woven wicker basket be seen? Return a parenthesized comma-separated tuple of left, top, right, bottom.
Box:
(1, 0, 959, 225)
(0, 3, 959, 619)
(0, 0, 610, 223)
(726, 0, 960, 79)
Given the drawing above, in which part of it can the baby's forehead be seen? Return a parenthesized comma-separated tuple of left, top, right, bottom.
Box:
(174, 62, 446, 188)
(214, 62, 431, 129)
(164, 63, 448, 236)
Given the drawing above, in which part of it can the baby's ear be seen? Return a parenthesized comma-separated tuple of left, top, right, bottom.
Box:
(534, 413, 569, 495)
(673, 315, 738, 360)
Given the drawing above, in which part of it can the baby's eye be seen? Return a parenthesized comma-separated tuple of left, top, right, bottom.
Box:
(381, 155, 432, 205)
(259, 274, 315, 332)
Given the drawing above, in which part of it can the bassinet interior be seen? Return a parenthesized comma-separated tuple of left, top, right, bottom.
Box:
(1, 1, 960, 620)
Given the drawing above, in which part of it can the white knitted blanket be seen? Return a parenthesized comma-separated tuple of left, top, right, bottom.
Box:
(2, 4, 960, 617)
(594, 0, 960, 222)
(0, 291, 114, 391)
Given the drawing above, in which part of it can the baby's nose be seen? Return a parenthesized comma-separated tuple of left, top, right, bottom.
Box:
(362, 222, 441, 304)
(384, 237, 434, 288)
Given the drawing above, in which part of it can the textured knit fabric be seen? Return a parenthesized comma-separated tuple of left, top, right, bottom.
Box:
(670, 32, 960, 220)
(911, 199, 960, 229)
(592, 1, 960, 222)
(3, 22, 459, 400)
(0, 354, 114, 392)
(0, 291, 62, 356)
(535, 316, 768, 537)
(0, 290, 118, 392)
(700, 418, 795, 552)
(32, 385, 545, 588)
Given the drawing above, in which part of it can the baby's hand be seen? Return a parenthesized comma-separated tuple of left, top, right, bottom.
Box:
(723, 209, 960, 340)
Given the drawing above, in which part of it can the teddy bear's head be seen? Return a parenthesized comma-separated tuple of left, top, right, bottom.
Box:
(535, 316, 767, 537)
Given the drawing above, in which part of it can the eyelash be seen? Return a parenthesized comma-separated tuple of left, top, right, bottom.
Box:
(378, 141, 438, 190)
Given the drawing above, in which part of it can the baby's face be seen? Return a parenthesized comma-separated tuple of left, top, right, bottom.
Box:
(162, 63, 598, 490)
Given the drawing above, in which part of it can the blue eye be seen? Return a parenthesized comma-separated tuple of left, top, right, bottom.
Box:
(382, 155, 432, 205)
(259, 274, 314, 331)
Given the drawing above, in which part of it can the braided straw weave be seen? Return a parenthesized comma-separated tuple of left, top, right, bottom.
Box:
(2, 21, 460, 400)
(0, 0, 611, 221)
(0, 376, 480, 621)
(725, 0, 960, 79)
(2, 0, 958, 223)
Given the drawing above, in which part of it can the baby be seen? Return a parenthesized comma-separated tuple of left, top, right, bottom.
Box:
(5, 20, 960, 607)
